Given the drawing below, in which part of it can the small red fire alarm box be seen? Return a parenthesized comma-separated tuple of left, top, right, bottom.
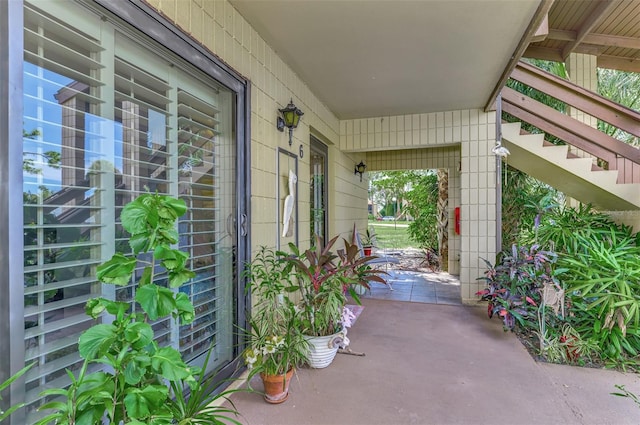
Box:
(454, 207, 460, 235)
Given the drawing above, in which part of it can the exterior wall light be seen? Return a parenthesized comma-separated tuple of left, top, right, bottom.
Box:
(354, 161, 367, 182)
(277, 99, 304, 146)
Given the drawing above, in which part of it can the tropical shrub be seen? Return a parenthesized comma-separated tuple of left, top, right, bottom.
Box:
(519, 203, 630, 255)
(477, 245, 557, 331)
(501, 166, 558, 250)
(35, 193, 241, 425)
(536, 323, 597, 365)
(288, 235, 386, 336)
(560, 231, 640, 360)
(404, 172, 438, 250)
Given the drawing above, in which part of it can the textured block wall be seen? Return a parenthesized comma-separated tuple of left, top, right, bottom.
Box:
(366, 147, 461, 276)
(146, 0, 368, 250)
(342, 110, 498, 302)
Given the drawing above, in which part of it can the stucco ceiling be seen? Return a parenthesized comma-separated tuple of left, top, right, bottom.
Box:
(229, 0, 542, 119)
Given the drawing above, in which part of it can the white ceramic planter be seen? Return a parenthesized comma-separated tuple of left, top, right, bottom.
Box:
(304, 331, 344, 368)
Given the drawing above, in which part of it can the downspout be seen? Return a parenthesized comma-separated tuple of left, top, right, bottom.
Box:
(495, 92, 503, 255)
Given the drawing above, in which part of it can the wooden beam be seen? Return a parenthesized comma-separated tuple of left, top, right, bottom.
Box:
(547, 29, 640, 50)
(522, 45, 563, 62)
(573, 44, 607, 56)
(585, 33, 640, 50)
(484, 0, 556, 112)
(531, 14, 549, 42)
(561, 0, 618, 60)
(548, 28, 575, 42)
(597, 55, 640, 73)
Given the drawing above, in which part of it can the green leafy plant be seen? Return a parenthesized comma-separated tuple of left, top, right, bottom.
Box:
(612, 385, 640, 409)
(561, 231, 640, 360)
(242, 246, 309, 377)
(168, 348, 242, 424)
(360, 227, 376, 248)
(520, 203, 629, 255)
(288, 235, 386, 336)
(477, 245, 557, 331)
(537, 323, 597, 364)
(0, 364, 33, 422)
(35, 193, 241, 424)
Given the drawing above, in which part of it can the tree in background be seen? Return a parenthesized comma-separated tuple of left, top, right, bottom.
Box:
(369, 170, 412, 219)
(436, 169, 448, 270)
(370, 170, 439, 250)
(597, 68, 640, 145)
(404, 172, 438, 251)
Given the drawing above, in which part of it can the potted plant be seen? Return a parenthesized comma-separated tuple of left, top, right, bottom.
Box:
(360, 227, 376, 256)
(242, 246, 309, 403)
(287, 235, 386, 368)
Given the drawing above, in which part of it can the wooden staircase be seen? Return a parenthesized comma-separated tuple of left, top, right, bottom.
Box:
(502, 122, 640, 210)
(501, 61, 640, 211)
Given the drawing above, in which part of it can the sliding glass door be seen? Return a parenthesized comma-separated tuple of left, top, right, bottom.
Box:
(10, 1, 249, 422)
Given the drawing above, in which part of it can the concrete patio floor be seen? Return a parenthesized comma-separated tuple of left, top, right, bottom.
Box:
(227, 272, 640, 425)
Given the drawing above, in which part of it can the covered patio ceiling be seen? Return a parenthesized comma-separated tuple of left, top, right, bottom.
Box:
(229, 0, 544, 119)
(525, 0, 640, 74)
(230, 0, 640, 121)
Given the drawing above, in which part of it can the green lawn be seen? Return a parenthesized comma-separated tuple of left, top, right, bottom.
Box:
(367, 221, 413, 249)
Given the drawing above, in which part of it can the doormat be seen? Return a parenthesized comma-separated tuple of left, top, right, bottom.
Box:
(345, 304, 364, 326)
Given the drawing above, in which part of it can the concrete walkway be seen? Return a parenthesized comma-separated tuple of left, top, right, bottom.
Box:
(228, 298, 640, 425)
(363, 269, 461, 305)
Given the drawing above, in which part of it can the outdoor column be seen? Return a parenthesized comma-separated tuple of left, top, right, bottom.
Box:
(565, 53, 599, 208)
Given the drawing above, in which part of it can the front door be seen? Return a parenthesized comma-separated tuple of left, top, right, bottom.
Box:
(310, 136, 328, 242)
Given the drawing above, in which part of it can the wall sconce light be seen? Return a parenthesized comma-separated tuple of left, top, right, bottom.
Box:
(277, 99, 304, 146)
(354, 161, 367, 182)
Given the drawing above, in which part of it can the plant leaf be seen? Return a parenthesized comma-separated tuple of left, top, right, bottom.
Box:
(150, 347, 191, 381)
(78, 324, 118, 359)
(136, 284, 175, 321)
(121, 196, 153, 235)
(124, 322, 154, 349)
(124, 385, 169, 419)
(174, 292, 195, 324)
(96, 254, 136, 285)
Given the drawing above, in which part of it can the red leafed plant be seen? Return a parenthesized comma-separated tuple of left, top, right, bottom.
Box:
(476, 245, 555, 331)
(287, 235, 387, 336)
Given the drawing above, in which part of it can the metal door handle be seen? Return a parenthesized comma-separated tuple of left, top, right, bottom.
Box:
(240, 213, 248, 237)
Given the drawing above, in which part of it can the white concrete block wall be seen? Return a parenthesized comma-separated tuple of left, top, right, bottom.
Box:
(340, 111, 465, 152)
(148, 0, 368, 251)
(365, 147, 461, 276)
(354, 109, 497, 302)
(147, 1, 498, 301)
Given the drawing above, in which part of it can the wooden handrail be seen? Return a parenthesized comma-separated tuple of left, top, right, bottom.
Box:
(502, 86, 640, 166)
(506, 61, 640, 184)
(511, 61, 640, 138)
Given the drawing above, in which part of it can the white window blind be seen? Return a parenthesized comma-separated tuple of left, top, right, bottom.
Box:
(23, 2, 106, 411)
(21, 2, 237, 422)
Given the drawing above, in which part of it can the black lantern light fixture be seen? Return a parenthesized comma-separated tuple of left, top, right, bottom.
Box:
(354, 161, 367, 182)
(277, 99, 304, 146)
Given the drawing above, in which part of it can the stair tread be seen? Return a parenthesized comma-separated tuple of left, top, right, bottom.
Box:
(503, 123, 640, 210)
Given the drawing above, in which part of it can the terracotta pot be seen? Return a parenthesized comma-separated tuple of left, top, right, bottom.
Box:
(363, 247, 372, 256)
(260, 368, 294, 404)
(304, 330, 344, 368)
